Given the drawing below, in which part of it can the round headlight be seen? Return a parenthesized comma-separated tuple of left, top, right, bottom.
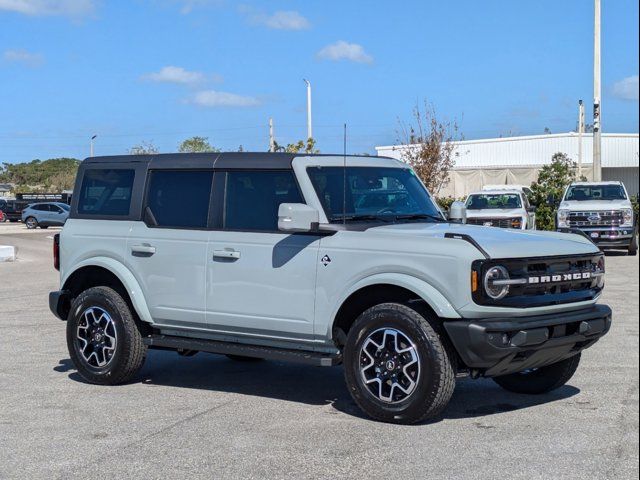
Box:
(484, 266, 510, 300)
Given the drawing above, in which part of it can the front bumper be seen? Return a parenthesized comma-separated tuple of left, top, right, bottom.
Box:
(444, 304, 612, 377)
(562, 226, 635, 248)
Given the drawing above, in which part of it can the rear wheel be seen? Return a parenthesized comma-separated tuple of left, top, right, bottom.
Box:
(492, 354, 581, 394)
(343, 302, 456, 424)
(25, 217, 38, 229)
(67, 286, 147, 385)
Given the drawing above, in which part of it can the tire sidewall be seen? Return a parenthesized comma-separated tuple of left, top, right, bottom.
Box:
(66, 288, 130, 383)
(344, 304, 444, 422)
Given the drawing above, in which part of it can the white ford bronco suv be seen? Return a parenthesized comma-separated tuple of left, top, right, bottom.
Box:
(557, 181, 638, 256)
(50, 153, 612, 424)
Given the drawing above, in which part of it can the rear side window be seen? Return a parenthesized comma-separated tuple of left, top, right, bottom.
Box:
(145, 170, 213, 228)
(78, 169, 135, 216)
(224, 170, 303, 231)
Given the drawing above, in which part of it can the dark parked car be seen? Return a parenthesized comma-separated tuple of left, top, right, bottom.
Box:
(0, 200, 31, 222)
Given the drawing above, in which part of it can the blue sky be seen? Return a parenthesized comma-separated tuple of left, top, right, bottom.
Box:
(1, 0, 638, 163)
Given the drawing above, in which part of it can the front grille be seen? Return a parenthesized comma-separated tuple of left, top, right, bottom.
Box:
(467, 217, 520, 228)
(568, 210, 624, 227)
(472, 253, 604, 308)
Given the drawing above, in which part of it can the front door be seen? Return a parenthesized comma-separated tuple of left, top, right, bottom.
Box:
(126, 169, 213, 329)
(206, 170, 319, 343)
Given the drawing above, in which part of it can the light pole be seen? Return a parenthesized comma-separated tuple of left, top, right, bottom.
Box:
(90, 134, 97, 157)
(578, 100, 585, 179)
(303, 79, 312, 140)
(593, 0, 602, 181)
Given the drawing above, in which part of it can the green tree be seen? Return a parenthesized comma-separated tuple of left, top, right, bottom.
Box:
(0, 158, 80, 193)
(129, 141, 159, 155)
(178, 136, 220, 153)
(529, 152, 577, 230)
(396, 101, 461, 195)
(273, 138, 319, 154)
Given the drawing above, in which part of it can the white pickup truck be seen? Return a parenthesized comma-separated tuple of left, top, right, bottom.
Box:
(557, 181, 637, 256)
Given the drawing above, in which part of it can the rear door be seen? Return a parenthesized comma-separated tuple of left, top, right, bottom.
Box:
(206, 169, 320, 342)
(126, 169, 213, 330)
(49, 204, 66, 225)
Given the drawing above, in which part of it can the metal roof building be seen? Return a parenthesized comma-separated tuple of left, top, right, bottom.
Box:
(376, 132, 639, 197)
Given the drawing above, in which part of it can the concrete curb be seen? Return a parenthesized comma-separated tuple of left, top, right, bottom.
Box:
(0, 245, 17, 262)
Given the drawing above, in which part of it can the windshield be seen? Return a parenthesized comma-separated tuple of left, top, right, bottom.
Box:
(466, 193, 522, 210)
(307, 166, 443, 223)
(565, 185, 627, 201)
(58, 203, 70, 211)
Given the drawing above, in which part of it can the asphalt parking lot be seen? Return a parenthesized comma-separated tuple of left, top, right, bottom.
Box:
(1, 224, 638, 480)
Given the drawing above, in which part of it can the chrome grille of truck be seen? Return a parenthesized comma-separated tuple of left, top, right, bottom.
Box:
(568, 210, 624, 227)
(466, 217, 520, 228)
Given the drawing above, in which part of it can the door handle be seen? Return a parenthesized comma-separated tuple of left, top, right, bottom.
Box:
(131, 244, 156, 257)
(213, 249, 241, 260)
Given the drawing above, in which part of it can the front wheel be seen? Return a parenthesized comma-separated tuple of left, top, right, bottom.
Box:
(67, 286, 147, 385)
(492, 354, 581, 394)
(343, 303, 456, 424)
(25, 217, 38, 229)
(628, 235, 638, 256)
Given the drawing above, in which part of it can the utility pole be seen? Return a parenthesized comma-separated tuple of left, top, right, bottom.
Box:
(269, 118, 275, 153)
(578, 100, 585, 179)
(303, 79, 312, 140)
(90, 134, 97, 157)
(593, 0, 602, 181)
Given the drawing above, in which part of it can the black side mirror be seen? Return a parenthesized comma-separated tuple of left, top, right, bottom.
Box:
(527, 206, 537, 213)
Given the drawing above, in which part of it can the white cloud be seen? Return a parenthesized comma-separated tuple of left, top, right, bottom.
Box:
(317, 41, 373, 64)
(3, 48, 44, 67)
(188, 90, 261, 108)
(142, 66, 220, 85)
(0, 0, 97, 18)
(612, 75, 639, 101)
(240, 7, 310, 30)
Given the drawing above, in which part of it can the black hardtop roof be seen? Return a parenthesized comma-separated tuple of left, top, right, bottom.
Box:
(82, 152, 391, 170)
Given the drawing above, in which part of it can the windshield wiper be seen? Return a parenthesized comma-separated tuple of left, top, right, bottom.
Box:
(330, 214, 395, 223)
(393, 213, 445, 222)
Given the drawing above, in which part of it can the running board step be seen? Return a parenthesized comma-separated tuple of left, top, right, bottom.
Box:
(144, 334, 342, 367)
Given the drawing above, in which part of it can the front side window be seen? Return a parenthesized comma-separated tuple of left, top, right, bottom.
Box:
(145, 170, 213, 228)
(466, 193, 522, 210)
(77, 169, 135, 216)
(224, 170, 303, 231)
(307, 167, 443, 223)
(565, 185, 627, 201)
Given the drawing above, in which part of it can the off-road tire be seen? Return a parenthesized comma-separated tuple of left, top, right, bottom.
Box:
(67, 286, 147, 385)
(628, 234, 638, 256)
(343, 302, 456, 424)
(492, 353, 581, 394)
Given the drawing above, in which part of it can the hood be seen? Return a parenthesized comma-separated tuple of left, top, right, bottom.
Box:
(559, 199, 632, 211)
(370, 222, 598, 259)
(466, 208, 524, 219)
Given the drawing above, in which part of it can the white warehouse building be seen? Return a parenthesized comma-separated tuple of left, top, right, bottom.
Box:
(376, 132, 639, 198)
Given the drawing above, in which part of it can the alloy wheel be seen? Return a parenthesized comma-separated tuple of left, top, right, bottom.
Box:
(359, 328, 420, 403)
(76, 307, 118, 368)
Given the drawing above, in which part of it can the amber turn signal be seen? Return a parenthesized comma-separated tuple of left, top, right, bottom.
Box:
(471, 270, 479, 292)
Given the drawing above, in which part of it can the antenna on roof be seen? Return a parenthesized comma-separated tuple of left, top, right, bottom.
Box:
(343, 123, 347, 226)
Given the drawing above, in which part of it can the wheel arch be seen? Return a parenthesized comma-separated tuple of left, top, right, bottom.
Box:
(62, 257, 153, 326)
(330, 273, 460, 345)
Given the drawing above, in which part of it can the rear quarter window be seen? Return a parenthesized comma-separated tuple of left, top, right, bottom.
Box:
(77, 169, 135, 216)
